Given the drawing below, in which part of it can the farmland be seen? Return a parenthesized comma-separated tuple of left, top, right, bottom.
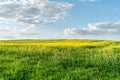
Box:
(0, 39, 120, 80)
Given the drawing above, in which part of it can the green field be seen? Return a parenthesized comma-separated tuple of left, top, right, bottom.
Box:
(0, 39, 120, 80)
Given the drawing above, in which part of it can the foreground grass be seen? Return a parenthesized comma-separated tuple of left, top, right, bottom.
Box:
(0, 39, 120, 80)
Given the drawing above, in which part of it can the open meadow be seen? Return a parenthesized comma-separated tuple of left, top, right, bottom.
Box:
(0, 39, 120, 80)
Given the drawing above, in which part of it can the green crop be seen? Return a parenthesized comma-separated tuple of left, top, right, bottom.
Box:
(0, 39, 120, 80)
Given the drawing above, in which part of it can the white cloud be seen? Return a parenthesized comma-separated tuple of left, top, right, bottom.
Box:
(0, 26, 11, 32)
(0, 36, 15, 39)
(0, 0, 73, 25)
(79, 0, 99, 2)
(16, 26, 39, 36)
(0, 25, 39, 39)
(0, 0, 73, 39)
(64, 22, 120, 35)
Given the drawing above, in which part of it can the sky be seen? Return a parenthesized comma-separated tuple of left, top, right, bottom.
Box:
(0, 0, 120, 40)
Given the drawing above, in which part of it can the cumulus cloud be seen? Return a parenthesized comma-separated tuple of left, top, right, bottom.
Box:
(64, 22, 120, 35)
(0, 36, 15, 39)
(0, 0, 73, 25)
(0, 25, 39, 39)
(0, 26, 11, 32)
(16, 26, 39, 36)
(79, 0, 99, 2)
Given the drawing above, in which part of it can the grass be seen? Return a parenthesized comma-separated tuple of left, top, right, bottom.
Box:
(0, 39, 120, 80)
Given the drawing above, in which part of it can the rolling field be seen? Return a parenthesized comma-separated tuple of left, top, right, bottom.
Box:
(0, 39, 120, 80)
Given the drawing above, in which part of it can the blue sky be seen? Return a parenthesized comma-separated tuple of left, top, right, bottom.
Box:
(0, 0, 120, 40)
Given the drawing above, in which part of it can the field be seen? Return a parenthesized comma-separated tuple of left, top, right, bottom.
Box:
(0, 39, 120, 80)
